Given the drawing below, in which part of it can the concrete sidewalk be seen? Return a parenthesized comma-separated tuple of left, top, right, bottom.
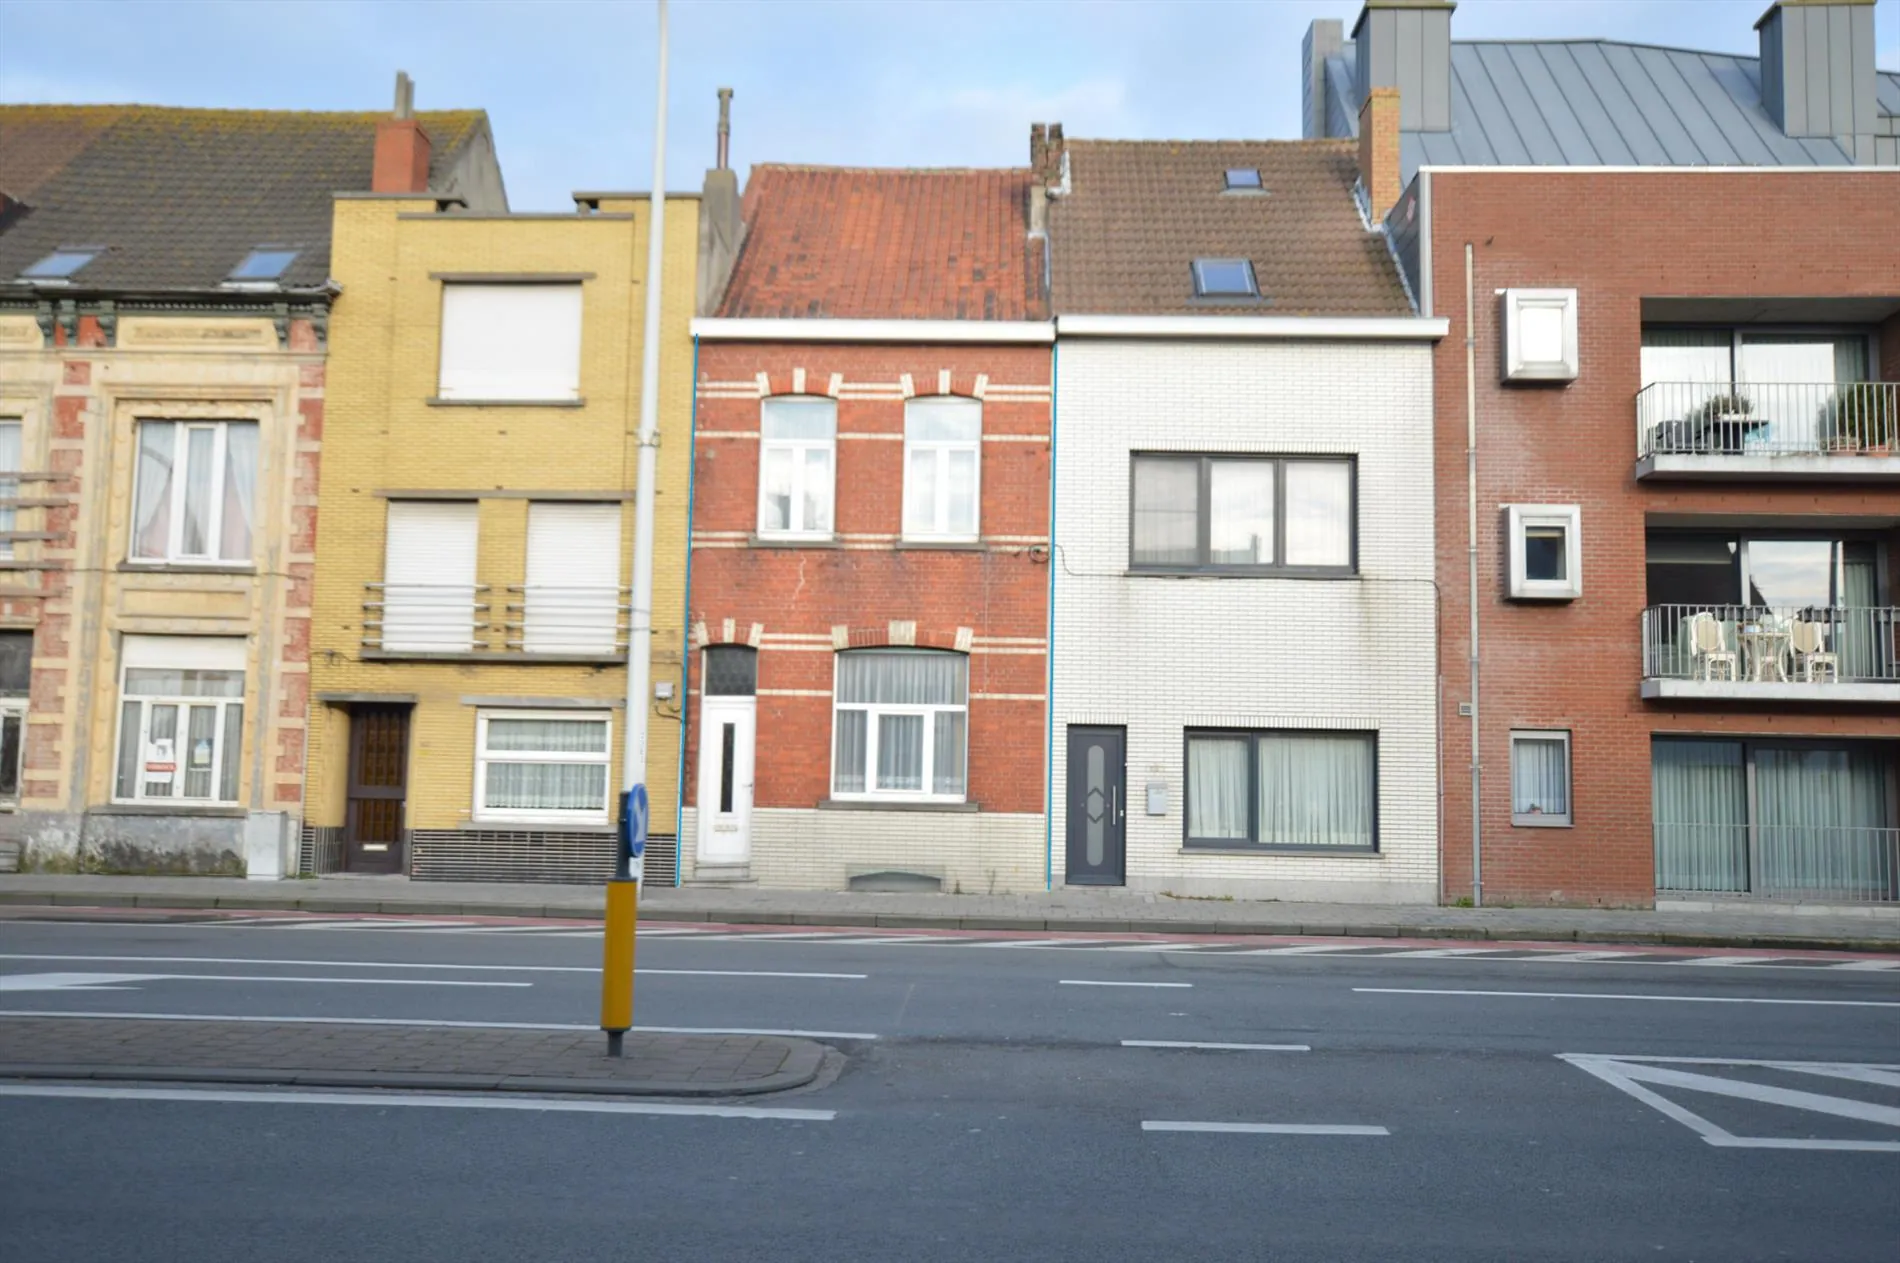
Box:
(0, 1015, 828, 1097)
(1, 872, 1896, 951)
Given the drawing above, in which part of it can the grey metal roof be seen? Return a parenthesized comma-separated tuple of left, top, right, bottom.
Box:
(1325, 40, 1900, 179)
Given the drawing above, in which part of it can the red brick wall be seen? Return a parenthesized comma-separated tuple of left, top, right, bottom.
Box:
(1429, 169, 1900, 907)
(687, 341, 1052, 814)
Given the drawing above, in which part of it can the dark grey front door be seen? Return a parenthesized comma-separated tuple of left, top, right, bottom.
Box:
(1066, 726, 1125, 886)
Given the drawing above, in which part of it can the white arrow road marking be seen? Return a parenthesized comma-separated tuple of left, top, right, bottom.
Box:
(1357, 987, 1900, 1008)
(0, 1083, 836, 1121)
(0, 1010, 879, 1040)
(1143, 1122, 1388, 1135)
(0, 973, 149, 992)
(0, 972, 527, 989)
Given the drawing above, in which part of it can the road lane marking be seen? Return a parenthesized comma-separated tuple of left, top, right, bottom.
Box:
(1, 972, 527, 989)
(1830, 960, 1900, 971)
(1142, 1121, 1388, 1135)
(1379, 948, 1507, 958)
(1356, 987, 1900, 1008)
(0, 1009, 880, 1040)
(0, 1083, 836, 1121)
(1060, 980, 1192, 989)
(1121, 1040, 1309, 1051)
(0, 955, 861, 981)
(0, 973, 148, 992)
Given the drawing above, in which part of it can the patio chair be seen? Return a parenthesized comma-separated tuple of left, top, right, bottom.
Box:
(1788, 620, 1837, 683)
(1689, 612, 1737, 682)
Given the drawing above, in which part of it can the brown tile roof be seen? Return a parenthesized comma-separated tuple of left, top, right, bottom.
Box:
(1047, 139, 1411, 317)
(716, 165, 1046, 321)
(0, 104, 487, 291)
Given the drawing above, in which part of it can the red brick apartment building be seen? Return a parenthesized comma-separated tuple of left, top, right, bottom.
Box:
(682, 165, 1054, 892)
(1314, 0, 1900, 906)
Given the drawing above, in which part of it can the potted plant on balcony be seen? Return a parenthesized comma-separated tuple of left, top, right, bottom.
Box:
(1693, 391, 1753, 455)
(1829, 382, 1892, 457)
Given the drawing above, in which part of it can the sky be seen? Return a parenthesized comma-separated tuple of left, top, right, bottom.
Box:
(2, 0, 1896, 210)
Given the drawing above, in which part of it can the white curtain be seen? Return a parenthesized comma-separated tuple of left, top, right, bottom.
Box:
(1839, 549, 1880, 681)
(133, 422, 175, 558)
(1209, 461, 1272, 564)
(763, 397, 837, 441)
(760, 447, 794, 531)
(877, 713, 924, 790)
(0, 421, 20, 557)
(1755, 746, 1889, 896)
(485, 717, 608, 754)
(220, 422, 258, 561)
(1132, 458, 1198, 566)
(833, 711, 866, 793)
(836, 651, 966, 705)
(905, 448, 938, 535)
(933, 711, 966, 796)
(945, 448, 977, 535)
(1258, 733, 1373, 847)
(181, 427, 215, 555)
(801, 447, 833, 533)
(1284, 462, 1352, 568)
(1652, 740, 1748, 893)
(1511, 736, 1569, 819)
(484, 762, 607, 811)
(905, 397, 980, 442)
(1187, 736, 1249, 840)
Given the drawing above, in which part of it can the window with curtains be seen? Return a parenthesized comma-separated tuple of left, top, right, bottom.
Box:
(129, 420, 259, 565)
(113, 656, 246, 806)
(1510, 730, 1572, 827)
(0, 420, 20, 561)
(0, 631, 28, 805)
(474, 711, 612, 826)
(1131, 455, 1354, 574)
(831, 649, 967, 801)
(437, 284, 583, 402)
(1185, 730, 1376, 851)
(903, 397, 981, 540)
(758, 397, 836, 538)
(1654, 738, 1895, 900)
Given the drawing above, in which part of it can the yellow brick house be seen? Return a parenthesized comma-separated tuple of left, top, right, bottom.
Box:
(305, 135, 737, 882)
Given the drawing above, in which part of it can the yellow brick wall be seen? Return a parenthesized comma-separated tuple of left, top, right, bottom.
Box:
(308, 195, 698, 837)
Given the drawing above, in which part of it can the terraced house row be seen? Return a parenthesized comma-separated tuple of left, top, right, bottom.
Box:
(1, 0, 1895, 911)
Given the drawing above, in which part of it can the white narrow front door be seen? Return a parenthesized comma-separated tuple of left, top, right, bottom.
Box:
(697, 697, 755, 865)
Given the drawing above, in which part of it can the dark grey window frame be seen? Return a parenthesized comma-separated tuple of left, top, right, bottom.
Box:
(1191, 258, 1258, 298)
(1128, 453, 1358, 577)
(1181, 728, 1380, 855)
(1222, 168, 1263, 191)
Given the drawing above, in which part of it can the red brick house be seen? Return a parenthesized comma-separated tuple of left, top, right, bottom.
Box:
(682, 165, 1054, 891)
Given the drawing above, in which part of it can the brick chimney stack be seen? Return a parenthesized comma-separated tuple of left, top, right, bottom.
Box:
(1030, 122, 1066, 188)
(1358, 87, 1401, 224)
(372, 71, 433, 194)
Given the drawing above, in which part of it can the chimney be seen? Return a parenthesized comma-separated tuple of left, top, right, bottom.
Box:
(1303, 19, 1344, 139)
(1029, 122, 1066, 189)
(372, 70, 433, 194)
(1756, 0, 1878, 162)
(697, 87, 744, 316)
(1352, 0, 1454, 132)
(1359, 87, 1402, 224)
(716, 87, 733, 170)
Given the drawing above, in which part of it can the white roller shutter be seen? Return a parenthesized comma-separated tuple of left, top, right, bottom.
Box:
(524, 502, 621, 654)
(437, 284, 583, 402)
(382, 501, 480, 652)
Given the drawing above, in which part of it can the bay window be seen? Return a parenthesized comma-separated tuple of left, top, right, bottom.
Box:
(1132, 455, 1354, 574)
(474, 710, 613, 826)
(758, 396, 836, 538)
(113, 635, 247, 805)
(1186, 729, 1376, 850)
(831, 649, 967, 801)
(130, 420, 259, 565)
(903, 396, 981, 540)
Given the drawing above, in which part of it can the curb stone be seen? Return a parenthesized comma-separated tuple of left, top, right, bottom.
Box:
(0, 1059, 826, 1097)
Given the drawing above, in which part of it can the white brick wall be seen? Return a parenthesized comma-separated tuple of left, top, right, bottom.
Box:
(680, 806, 1045, 893)
(1051, 339, 1439, 904)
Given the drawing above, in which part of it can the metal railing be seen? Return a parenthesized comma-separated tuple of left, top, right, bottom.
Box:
(364, 583, 491, 653)
(503, 585, 631, 655)
(364, 583, 629, 657)
(1656, 822, 1900, 903)
(1635, 380, 1898, 459)
(1641, 604, 1900, 684)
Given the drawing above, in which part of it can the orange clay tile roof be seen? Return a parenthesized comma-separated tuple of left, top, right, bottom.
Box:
(0, 104, 487, 290)
(1047, 139, 1412, 317)
(716, 165, 1047, 321)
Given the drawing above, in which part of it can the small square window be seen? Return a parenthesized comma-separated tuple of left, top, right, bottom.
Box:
(1511, 730, 1571, 827)
(1192, 258, 1258, 298)
(1223, 168, 1263, 191)
(1507, 505, 1582, 601)
(1500, 288, 1579, 383)
(20, 249, 97, 280)
(228, 248, 300, 282)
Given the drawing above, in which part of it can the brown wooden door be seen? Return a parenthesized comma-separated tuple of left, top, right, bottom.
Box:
(345, 706, 410, 874)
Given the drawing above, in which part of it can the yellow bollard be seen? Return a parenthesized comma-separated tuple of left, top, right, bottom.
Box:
(600, 877, 638, 1056)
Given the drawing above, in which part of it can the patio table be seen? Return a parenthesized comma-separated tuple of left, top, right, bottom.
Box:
(1737, 625, 1790, 681)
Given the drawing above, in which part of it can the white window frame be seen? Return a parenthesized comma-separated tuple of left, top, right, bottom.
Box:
(111, 637, 247, 806)
(0, 698, 24, 805)
(1506, 504, 1582, 601)
(128, 420, 256, 565)
(1501, 288, 1579, 383)
(1510, 729, 1573, 828)
(756, 396, 837, 539)
(902, 397, 982, 541)
(0, 418, 21, 562)
(829, 653, 968, 804)
(472, 709, 613, 827)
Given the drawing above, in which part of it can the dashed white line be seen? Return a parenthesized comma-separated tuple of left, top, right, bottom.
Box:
(0, 1083, 836, 1121)
(0, 1009, 881, 1041)
(1357, 987, 1900, 1008)
(1060, 980, 1192, 989)
(0, 954, 861, 981)
(1121, 1040, 1309, 1052)
(1143, 1121, 1388, 1135)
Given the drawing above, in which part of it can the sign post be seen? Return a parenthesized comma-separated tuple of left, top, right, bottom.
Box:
(599, 783, 646, 1056)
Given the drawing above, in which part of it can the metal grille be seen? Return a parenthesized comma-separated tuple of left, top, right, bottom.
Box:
(409, 829, 681, 886)
(298, 825, 347, 876)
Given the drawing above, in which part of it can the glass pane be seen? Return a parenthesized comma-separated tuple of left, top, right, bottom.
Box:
(703, 647, 758, 697)
(1195, 259, 1254, 296)
(132, 423, 175, 559)
(802, 446, 832, 533)
(1518, 305, 1564, 364)
(932, 711, 966, 797)
(0, 421, 20, 557)
(836, 650, 966, 705)
(876, 713, 924, 791)
(220, 702, 243, 802)
(1284, 462, 1352, 568)
(719, 722, 736, 813)
(759, 446, 794, 531)
(180, 427, 215, 555)
(483, 762, 607, 812)
(833, 709, 866, 794)
(122, 668, 245, 699)
(1755, 746, 1890, 897)
(1187, 735, 1249, 840)
(183, 705, 217, 799)
(1652, 739, 1747, 893)
(485, 717, 608, 755)
(1511, 736, 1568, 817)
(0, 630, 31, 695)
(1524, 526, 1567, 582)
(1640, 329, 1731, 390)
(0, 712, 21, 799)
(1744, 540, 1834, 610)
(1645, 533, 1739, 608)
(220, 423, 258, 561)
(230, 248, 299, 280)
(761, 397, 836, 441)
(144, 703, 178, 798)
(1224, 168, 1262, 189)
(1258, 732, 1374, 848)
(116, 701, 141, 799)
(1131, 458, 1199, 566)
(1208, 461, 1273, 565)
(905, 397, 981, 442)
(945, 449, 977, 535)
(905, 447, 937, 535)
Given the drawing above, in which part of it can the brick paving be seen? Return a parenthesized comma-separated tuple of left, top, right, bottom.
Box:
(0, 1017, 826, 1096)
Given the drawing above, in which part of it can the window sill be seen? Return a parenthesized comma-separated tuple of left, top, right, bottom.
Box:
(470, 817, 614, 832)
(818, 799, 979, 813)
(96, 802, 247, 818)
(1126, 567, 1357, 580)
(748, 534, 842, 549)
(117, 561, 257, 575)
(361, 650, 624, 665)
(894, 539, 984, 552)
(1510, 815, 1573, 829)
(1181, 842, 1380, 857)
(425, 397, 586, 409)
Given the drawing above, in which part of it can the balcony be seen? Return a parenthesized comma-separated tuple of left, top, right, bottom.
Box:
(363, 584, 630, 662)
(1656, 823, 1899, 905)
(1634, 381, 1900, 481)
(1640, 604, 1900, 703)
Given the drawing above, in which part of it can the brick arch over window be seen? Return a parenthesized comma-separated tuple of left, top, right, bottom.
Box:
(835, 623, 973, 653)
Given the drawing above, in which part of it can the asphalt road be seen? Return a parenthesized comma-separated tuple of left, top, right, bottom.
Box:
(2, 915, 1897, 1262)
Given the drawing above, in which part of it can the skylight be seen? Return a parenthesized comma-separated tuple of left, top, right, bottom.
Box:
(1223, 168, 1263, 191)
(1192, 258, 1259, 299)
(229, 248, 301, 282)
(20, 249, 98, 280)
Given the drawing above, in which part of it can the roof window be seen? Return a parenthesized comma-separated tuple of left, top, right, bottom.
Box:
(227, 248, 301, 283)
(19, 249, 98, 281)
(1192, 258, 1259, 299)
(1223, 168, 1263, 191)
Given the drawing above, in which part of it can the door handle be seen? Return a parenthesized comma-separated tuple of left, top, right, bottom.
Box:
(1112, 785, 1121, 824)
